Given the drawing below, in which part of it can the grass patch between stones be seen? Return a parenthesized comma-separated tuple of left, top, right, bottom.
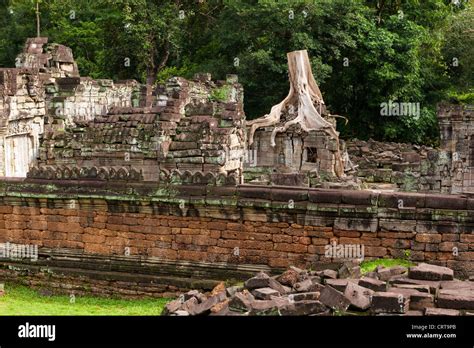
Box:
(0, 283, 170, 316)
(360, 258, 415, 274)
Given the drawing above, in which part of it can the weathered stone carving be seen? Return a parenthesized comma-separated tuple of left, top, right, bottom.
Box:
(27, 165, 144, 181)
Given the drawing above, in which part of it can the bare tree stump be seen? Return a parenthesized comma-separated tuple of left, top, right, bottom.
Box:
(247, 50, 344, 177)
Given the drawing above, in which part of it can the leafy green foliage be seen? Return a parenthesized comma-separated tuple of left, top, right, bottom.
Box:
(0, 0, 472, 145)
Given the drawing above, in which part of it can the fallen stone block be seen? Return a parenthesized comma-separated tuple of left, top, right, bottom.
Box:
(226, 285, 243, 297)
(229, 290, 255, 312)
(277, 269, 300, 287)
(440, 280, 474, 291)
(244, 272, 272, 289)
(249, 296, 290, 315)
(388, 287, 423, 299)
(172, 310, 190, 316)
(389, 278, 440, 294)
(187, 291, 227, 315)
(289, 265, 308, 279)
(267, 278, 287, 294)
(294, 279, 314, 292)
(210, 299, 230, 315)
(183, 289, 200, 301)
(308, 283, 326, 292)
(280, 300, 327, 316)
(309, 275, 322, 284)
(319, 285, 351, 311)
(245, 271, 286, 294)
(409, 263, 454, 281)
(405, 310, 423, 316)
(289, 292, 320, 302)
(182, 297, 199, 313)
(343, 282, 374, 310)
(162, 298, 182, 315)
(437, 289, 474, 310)
(365, 271, 379, 279)
(359, 277, 386, 292)
(425, 308, 460, 316)
(318, 269, 338, 279)
(378, 266, 407, 281)
(325, 279, 350, 292)
(211, 281, 226, 296)
(371, 292, 409, 314)
(409, 293, 434, 311)
(252, 287, 280, 300)
(388, 274, 408, 283)
(338, 262, 361, 279)
(392, 284, 430, 293)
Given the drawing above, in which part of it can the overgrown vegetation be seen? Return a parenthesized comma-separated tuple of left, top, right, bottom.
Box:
(0, 0, 472, 145)
(0, 283, 169, 315)
(360, 258, 416, 274)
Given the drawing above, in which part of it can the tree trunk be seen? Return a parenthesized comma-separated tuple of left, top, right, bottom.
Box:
(247, 50, 344, 177)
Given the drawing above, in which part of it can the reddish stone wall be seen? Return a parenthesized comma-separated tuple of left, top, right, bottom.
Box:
(0, 204, 472, 270)
(0, 179, 472, 294)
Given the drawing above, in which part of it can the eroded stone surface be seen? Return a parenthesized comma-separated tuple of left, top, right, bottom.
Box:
(409, 263, 454, 281)
(163, 264, 473, 316)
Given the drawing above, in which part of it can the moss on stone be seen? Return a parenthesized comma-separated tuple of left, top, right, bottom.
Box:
(210, 86, 231, 102)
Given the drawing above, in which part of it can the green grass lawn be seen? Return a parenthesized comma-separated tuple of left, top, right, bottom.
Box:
(360, 258, 415, 274)
(0, 283, 171, 316)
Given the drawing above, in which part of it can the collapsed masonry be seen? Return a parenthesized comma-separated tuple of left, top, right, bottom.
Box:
(0, 38, 245, 183)
(0, 38, 473, 193)
(163, 263, 474, 316)
(30, 73, 245, 184)
(346, 104, 474, 194)
(0, 37, 138, 177)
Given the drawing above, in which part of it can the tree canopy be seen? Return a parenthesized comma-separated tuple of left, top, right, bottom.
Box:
(0, 0, 472, 146)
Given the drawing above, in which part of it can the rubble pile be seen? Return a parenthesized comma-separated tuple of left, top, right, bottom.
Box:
(346, 139, 447, 192)
(162, 262, 474, 316)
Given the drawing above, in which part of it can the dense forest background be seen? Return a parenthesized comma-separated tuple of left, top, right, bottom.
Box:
(0, 0, 472, 145)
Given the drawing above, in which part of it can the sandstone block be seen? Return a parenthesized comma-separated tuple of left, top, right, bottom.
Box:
(409, 263, 454, 281)
(319, 285, 351, 311)
(371, 292, 409, 314)
(359, 277, 386, 292)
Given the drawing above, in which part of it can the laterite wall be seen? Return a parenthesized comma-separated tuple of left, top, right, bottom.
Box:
(0, 179, 472, 296)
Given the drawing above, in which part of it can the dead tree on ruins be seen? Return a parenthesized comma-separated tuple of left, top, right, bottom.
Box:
(247, 50, 345, 177)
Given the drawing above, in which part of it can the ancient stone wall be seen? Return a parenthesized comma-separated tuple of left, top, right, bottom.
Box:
(0, 179, 472, 296)
(438, 104, 474, 193)
(244, 125, 345, 187)
(28, 74, 245, 183)
(0, 38, 140, 177)
(0, 38, 246, 182)
(346, 139, 444, 192)
(0, 67, 45, 177)
(345, 104, 474, 194)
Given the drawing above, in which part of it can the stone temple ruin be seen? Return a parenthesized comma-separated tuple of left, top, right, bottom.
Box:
(0, 39, 473, 311)
(1, 37, 245, 184)
(1, 38, 473, 194)
(1, 38, 473, 195)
